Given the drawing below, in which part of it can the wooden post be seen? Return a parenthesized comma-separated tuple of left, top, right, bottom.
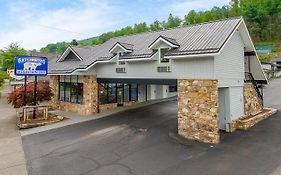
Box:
(45, 107, 49, 120)
(23, 108, 26, 122)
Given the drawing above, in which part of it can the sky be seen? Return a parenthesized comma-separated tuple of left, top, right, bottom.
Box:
(0, 0, 231, 50)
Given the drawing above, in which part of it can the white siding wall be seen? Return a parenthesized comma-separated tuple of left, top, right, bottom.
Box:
(91, 52, 214, 79)
(172, 57, 214, 79)
(214, 31, 245, 87)
(229, 86, 244, 121)
(146, 85, 176, 100)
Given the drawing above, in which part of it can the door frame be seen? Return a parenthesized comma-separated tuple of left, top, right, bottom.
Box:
(218, 87, 230, 131)
(116, 83, 124, 106)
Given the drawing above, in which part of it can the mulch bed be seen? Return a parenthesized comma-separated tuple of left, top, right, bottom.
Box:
(17, 111, 68, 129)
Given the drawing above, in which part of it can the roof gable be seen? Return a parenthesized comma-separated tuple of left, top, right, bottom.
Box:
(56, 46, 83, 62)
(63, 51, 81, 61)
(148, 35, 179, 50)
(109, 42, 133, 54)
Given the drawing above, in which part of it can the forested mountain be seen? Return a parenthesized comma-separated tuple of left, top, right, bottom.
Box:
(40, 0, 281, 57)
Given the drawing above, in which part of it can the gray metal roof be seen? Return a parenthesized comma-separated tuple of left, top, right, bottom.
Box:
(158, 35, 179, 46)
(49, 17, 242, 74)
(118, 42, 134, 50)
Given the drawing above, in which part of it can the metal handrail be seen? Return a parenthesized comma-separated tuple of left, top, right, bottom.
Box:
(245, 72, 263, 106)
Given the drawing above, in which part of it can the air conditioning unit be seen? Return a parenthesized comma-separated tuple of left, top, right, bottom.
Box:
(116, 67, 126, 73)
(157, 66, 171, 72)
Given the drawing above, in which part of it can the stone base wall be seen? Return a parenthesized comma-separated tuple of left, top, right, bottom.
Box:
(49, 75, 98, 115)
(244, 83, 262, 116)
(178, 79, 219, 144)
(99, 103, 118, 113)
(123, 101, 138, 107)
(98, 101, 138, 112)
(56, 102, 87, 115)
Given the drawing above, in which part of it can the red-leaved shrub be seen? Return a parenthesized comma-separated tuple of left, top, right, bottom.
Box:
(7, 83, 53, 108)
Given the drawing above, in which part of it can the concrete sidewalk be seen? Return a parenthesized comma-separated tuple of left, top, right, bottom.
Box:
(0, 82, 27, 175)
(20, 97, 177, 136)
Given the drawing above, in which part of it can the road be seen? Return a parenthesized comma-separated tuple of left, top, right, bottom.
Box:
(23, 79, 281, 175)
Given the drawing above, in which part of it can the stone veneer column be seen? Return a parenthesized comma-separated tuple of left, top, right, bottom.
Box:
(178, 79, 219, 144)
(83, 75, 98, 115)
(49, 75, 59, 108)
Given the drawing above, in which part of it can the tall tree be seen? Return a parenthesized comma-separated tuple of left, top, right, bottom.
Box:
(0, 43, 27, 70)
(133, 22, 149, 33)
(150, 20, 163, 31)
(164, 14, 182, 28)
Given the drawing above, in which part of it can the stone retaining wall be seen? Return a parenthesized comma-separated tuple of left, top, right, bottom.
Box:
(237, 108, 277, 130)
(178, 79, 219, 144)
(244, 83, 262, 116)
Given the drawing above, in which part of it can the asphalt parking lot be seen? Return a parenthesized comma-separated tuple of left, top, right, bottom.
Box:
(23, 79, 281, 175)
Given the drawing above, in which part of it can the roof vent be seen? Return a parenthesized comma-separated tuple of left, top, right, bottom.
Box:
(70, 39, 78, 47)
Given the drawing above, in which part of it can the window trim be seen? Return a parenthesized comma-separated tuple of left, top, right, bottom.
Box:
(159, 47, 170, 63)
(117, 52, 126, 65)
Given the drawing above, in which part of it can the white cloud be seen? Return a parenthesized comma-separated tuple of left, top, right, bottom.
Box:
(170, 0, 231, 18)
(0, 0, 120, 50)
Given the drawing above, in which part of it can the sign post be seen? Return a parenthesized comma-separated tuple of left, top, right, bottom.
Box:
(33, 76, 37, 119)
(15, 56, 48, 119)
(24, 76, 27, 105)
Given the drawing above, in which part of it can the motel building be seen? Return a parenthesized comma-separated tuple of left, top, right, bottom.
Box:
(48, 17, 275, 144)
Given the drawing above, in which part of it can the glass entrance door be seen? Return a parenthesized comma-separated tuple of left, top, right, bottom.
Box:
(116, 83, 124, 106)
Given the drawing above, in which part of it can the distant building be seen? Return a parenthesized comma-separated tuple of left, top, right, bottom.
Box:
(271, 58, 281, 70)
(261, 62, 277, 79)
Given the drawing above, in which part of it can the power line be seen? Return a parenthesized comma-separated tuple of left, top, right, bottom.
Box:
(35, 23, 93, 37)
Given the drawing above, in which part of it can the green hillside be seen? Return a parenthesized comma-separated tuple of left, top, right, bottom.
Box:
(40, 0, 281, 61)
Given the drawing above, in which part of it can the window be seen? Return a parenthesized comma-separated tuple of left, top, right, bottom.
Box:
(159, 48, 169, 63)
(99, 83, 108, 104)
(124, 84, 130, 102)
(118, 52, 126, 65)
(59, 75, 83, 104)
(118, 61, 125, 65)
(130, 83, 138, 101)
(169, 85, 177, 92)
(98, 83, 138, 104)
(108, 83, 116, 103)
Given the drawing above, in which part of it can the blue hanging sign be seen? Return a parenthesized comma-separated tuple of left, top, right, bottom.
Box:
(15, 56, 48, 76)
